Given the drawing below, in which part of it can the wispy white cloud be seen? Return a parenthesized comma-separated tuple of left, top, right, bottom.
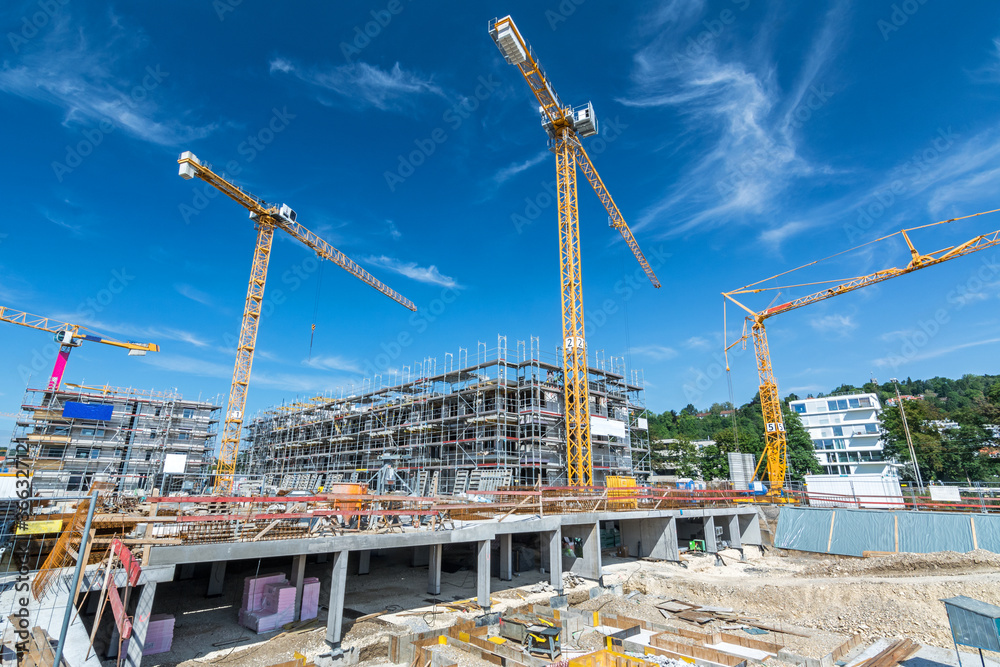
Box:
(174, 283, 215, 307)
(493, 151, 549, 185)
(809, 313, 857, 333)
(759, 220, 809, 248)
(364, 255, 460, 288)
(385, 220, 402, 240)
(56, 314, 212, 349)
(620, 0, 849, 240)
(304, 354, 362, 374)
(0, 15, 215, 146)
(629, 344, 679, 361)
(873, 336, 1000, 368)
(140, 353, 350, 393)
(683, 336, 711, 350)
(270, 58, 444, 112)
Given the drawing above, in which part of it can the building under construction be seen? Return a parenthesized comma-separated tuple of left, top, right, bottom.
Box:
(13, 383, 221, 494)
(244, 337, 651, 494)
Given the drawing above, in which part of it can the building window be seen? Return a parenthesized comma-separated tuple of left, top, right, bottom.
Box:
(827, 400, 838, 411)
(183, 408, 195, 419)
(154, 407, 161, 417)
(865, 423, 879, 434)
(75, 448, 90, 459)
(145, 452, 152, 461)
(793, 404, 806, 413)
(51, 425, 70, 436)
(177, 433, 190, 440)
(42, 445, 66, 458)
(90, 449, 100, 459)
(833, 426, 843, 436)
(849, 398, 860, 409)
(81, 428, 105, 437)
(859, 397, 872, 407)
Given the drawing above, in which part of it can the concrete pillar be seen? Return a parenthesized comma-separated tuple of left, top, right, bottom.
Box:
(292, 553, 307, 622)
(499, 533, 513, 581)
(325, 551, 349, 648)
(577, 522, 602, 580)
(358, 549, 371, 575)
(178, 563, 195, 580)
(703, 516, 718, 553)
(547, 528, 563, 594)
(206, 561, 226, 597)
(428, 543, 442, 596)
(412, 545, 429, 567)
(476, 540, 491, 610)
(728, 515, 742, 548)
(123, 582, 157, 667)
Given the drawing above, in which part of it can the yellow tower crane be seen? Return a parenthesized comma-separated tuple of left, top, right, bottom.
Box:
(0, 305, 158, 391)
(178, 152, 416, 494)
(724, 213, 1000, 497)
(489, 16, 661, 487)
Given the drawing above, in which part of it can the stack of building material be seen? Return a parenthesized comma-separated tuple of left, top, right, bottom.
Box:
(239, 573, 298, 633)
(301, 577, 321, 620)
(143, 614, 176, 654)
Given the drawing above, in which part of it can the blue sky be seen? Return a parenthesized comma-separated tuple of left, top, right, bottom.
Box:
(2, 1, 1000, 447)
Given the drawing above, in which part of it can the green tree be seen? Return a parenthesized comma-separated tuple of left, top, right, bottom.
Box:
(699, 444, 729, 481)
(783, 409, 822, 481)
(652, 437, 700, 478)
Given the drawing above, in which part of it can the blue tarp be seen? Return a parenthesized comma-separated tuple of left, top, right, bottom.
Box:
(976, 514, 1000, 553)
(776, 506, 1000, 556)
(829, 508, 896, 557)
(774, 507, 833, 552)
(62, 401, 113, 421)
(897, 512, 974, 553)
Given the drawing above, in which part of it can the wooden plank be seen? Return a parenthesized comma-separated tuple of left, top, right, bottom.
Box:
(971, 516, 978, 550)
(862, 551, 896, 558)
(826, 511, 837, 553)
(894, 514, 899, 552)
(740, 621, 811, 638)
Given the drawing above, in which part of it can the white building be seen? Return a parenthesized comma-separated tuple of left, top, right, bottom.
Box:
(789, 393, 885, 474)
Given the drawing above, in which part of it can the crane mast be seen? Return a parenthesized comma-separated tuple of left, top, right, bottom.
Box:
(724, 221, 1000, 495)
(490, 16, 661, 486)
(0, 305, 159, 391)
(178, 152, 415, 494)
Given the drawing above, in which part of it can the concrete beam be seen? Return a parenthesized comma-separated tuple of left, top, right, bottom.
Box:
(476, 540, 491, 610)
(326, 551, 349, 648)
(358, 550, 371, 575)
(703, 516, 718, 553)
(124, 582, 157, 667)
(499, 533, 513, 581)
(577, 522, 601, 580)
(428, 543, 442, 596)
(547, 529, 562, 594)
(411, 545, 429, 567)
(728, 515, 742, 548)
(207, 561, 226, 597)
(292, 553, 307, 622)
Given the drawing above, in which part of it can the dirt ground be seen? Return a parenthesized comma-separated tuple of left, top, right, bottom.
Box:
(132, 545, 1000, 667)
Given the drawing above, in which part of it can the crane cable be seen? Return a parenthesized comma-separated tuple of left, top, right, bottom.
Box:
(308, 262, 324, 361)
(733, 206, 1000, 293)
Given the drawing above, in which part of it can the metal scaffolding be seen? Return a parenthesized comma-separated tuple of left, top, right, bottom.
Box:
(245, 336, 651, 494)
